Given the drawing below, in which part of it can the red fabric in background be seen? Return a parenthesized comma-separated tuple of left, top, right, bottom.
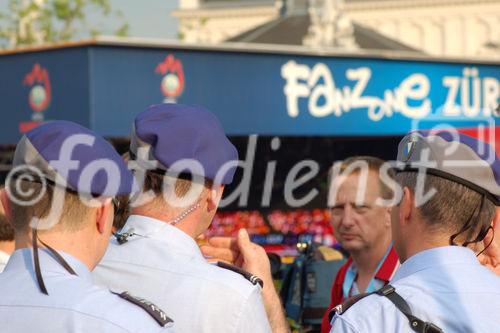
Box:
(457, 126, 500, 155)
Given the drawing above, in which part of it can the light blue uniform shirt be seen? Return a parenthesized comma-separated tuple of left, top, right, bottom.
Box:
(331, 246, 500, 333)
(93, 215, 272, 333)
(0, 248, 174, 333)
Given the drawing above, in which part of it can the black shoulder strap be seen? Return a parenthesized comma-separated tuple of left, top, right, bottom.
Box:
(217, 261, 264, 288)
(376, 285, 443, 333)
(328, 292, 373, 322)
(328, 285, 443, 333)
(113, 291, 173, 327)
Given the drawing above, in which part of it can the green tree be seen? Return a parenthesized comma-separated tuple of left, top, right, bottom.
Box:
(0, 0, 128, 48)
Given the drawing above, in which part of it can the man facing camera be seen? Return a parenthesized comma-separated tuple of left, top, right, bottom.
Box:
(321, 156, 399, 333)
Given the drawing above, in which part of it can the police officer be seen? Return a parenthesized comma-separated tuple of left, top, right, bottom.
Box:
(321, 156, 399, 333)
(0, 121, 174, 332)
(93, 104, 272, 333)
(0, 194, 15, 272)
(330, 131, 500, 332)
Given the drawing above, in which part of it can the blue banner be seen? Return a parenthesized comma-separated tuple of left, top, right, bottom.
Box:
(0, 42, 498, 143)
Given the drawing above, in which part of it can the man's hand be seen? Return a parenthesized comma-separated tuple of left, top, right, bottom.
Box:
(200, 235, 240, 265)
(201, 229, 273, 284)
(201, 229, 290, 333)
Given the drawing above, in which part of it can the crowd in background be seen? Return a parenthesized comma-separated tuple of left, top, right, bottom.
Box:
(206, 209, 337, 247)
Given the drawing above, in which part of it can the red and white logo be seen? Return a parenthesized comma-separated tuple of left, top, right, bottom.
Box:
(155, 54, 185, 103)
(20, 63, 51, 133)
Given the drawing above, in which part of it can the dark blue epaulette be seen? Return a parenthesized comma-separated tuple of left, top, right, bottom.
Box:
(216, 261, 264, 288)
(112, 291, 173, 327)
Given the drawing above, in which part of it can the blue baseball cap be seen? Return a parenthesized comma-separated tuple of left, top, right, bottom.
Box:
(11, 120, 135, 197)
(130, 104, 238, 185)
(397, 130, 500, 205)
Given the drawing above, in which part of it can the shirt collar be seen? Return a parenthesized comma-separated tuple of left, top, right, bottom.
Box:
(121, 215, 204, 261)
(5, 248, 93, 283)
(391, 246, 477, 282)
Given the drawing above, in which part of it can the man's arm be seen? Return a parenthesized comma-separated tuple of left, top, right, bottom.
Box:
(201, 229, 290, 333)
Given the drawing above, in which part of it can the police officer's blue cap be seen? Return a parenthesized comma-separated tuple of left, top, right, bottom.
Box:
(12, 120, 135, 197)
(130, 104, 238, 185)
(397, 130, 500, 205)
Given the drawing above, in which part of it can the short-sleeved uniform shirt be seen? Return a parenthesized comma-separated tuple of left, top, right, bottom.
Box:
(0, 248, 174, 333)
(330, 246, 500, 333)
(93, 215, 272, 333)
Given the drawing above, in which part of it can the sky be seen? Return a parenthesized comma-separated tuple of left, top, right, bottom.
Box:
(0, 0, 179, 43)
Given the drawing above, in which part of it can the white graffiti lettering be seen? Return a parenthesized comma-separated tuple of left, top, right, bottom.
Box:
(282, 61, 431, 121)
(282, 61, 499, 120)
(443, 67, 499, 117)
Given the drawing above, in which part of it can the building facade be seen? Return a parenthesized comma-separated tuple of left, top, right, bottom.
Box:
(172, 0, 278, 44)
(173, 0, 500, 58)
(347, 0, 500, 58)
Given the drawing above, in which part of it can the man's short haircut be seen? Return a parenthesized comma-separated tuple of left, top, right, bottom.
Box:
(6, 180, 91, 232)
(328, 156, 395, 200)
(396, 172, 495, 246)
(143, 171, 214, 199)
(0, 213, 14, 241)
(116, 171, 214, 230)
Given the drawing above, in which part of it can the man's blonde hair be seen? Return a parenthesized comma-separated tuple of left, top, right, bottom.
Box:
(396, 172, 495, 245)
(328, 156, 395, 200)
(7, 180, 91, 232)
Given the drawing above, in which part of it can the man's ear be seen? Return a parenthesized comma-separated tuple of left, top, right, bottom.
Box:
(492, 207, 500, 233)
(207, 185, 224, 212)
(384, 206, 392, 228)
(399, 187, 413, 226)
(0, 188, 14, 223)
(95, 198, 113, 234)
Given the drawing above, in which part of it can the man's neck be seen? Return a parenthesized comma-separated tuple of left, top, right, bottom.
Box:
(396, 217, 454, 263)
(131, 206, 199, 239)
(401, 234, 449, 263)
(0, 240, 14, 255)
(15, 231, 97, 271)
(351, 237, 391, 277)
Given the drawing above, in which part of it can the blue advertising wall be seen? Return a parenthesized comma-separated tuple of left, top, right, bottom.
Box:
(1, 41, 499, 143)
(0, 47, 91, 144)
